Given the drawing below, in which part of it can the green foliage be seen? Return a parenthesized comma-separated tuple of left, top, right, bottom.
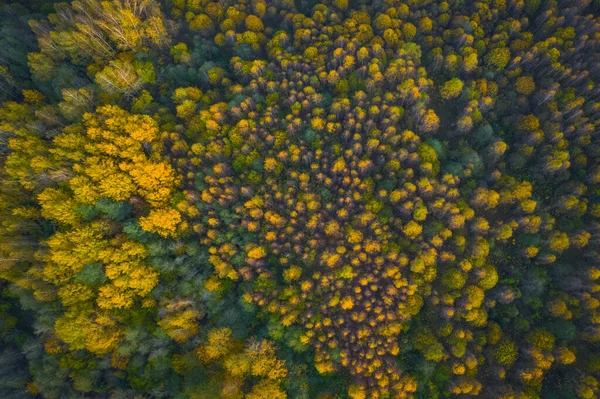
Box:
(440, 78, 464, 99)
(485, 47, 511, 71)
(418, 142, 441, 176)
(413, 327, 446, 362)
(494, 340, 518, 367)
(527, 330, 555, 351)
(74, 263, 107, 286)
(441, 268, 466, 290)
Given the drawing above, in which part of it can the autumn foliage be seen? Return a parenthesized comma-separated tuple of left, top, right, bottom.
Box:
(1, 0, 600, 398)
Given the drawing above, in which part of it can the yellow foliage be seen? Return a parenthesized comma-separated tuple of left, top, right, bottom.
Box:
(200, 327, 234, 361)
(158, 308, 201, 343)
(315, 360, 335, 374)
(38, 188, 80, 226)
(341, 296, 354, 310)
(557, 347, 576, 365)
(139, 208, 182, 237)
(129, 161, 178, 206)
(347, 229, 363, 244)
(246, 339, 288, 380)
(283, 266, 302, 282)
(403, 221, 423, 239)
(55, 310, 123, 355)
(43, 223, 107, 284)
(57, 282, 94, 306)
(245, 380, 286, 399)
(247, 246, 267, 259)
(97, 284, 135, 309)
(224, 353, 252, 377)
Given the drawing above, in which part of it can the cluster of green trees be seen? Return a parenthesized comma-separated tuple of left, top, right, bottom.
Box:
(1, 0, 600, 398)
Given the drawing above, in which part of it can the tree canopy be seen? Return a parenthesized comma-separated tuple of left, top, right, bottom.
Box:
(1, 0, 600, 398)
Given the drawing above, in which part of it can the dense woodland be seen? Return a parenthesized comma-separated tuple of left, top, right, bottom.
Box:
(1, 0, 600, 398)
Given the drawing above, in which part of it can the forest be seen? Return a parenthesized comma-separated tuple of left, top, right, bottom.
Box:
(0, 0, 600, 398)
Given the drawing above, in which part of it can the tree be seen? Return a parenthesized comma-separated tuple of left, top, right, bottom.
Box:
(441, 268, 466, 290)
(485, 47, 510, 71)
(515, 76, 535, 95)
(495, 340, 518, 367)
(2, 1, 600, 397)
